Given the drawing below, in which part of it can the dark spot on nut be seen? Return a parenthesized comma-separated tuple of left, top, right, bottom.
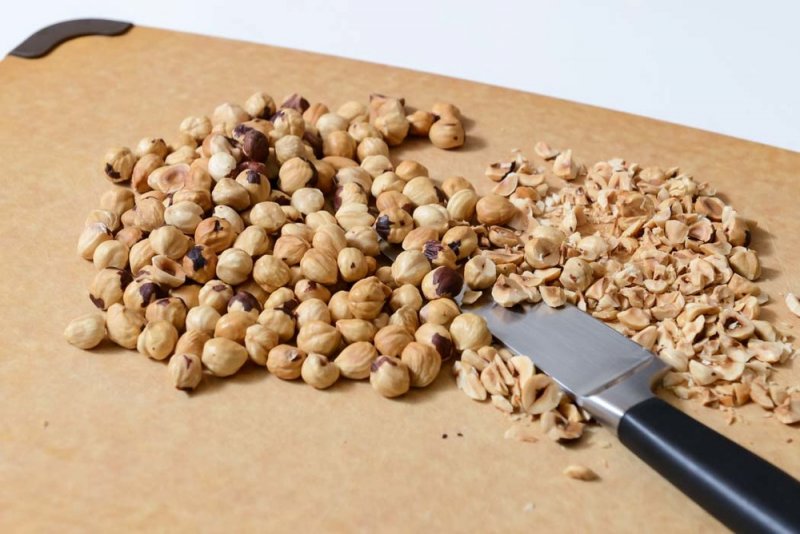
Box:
(370, 355, 396, 372)
(242, 130, 269, 162)
(104, 163, 120, 179)
(422, 240, 445, 261)
(235, 160, 268, 176)
(432, 266, 463, 297)
(743, 230, 752, 248)
(303, 130, 323, 159)
(229, 291, 262, 313)
(117, 269, 133, 288)
(280, 93, 310, 113)
(212, 283, 227, 292)
(446, 240, 461, 257)
(245, 170, 261, 184)
(431, 333, 454, 361)
(89, 295, 105, 309)
(213, 219, 223, 232)
(375, 215, 391, 240)
(276, 298, 300, 316)
(138, 282, 160, 307)
(232, 124, 253, 141)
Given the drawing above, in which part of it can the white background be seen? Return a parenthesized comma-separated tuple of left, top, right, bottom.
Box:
(2, 0, 798, 152)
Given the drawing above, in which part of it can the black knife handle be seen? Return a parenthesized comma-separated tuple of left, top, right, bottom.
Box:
(618, 397, 800, 532)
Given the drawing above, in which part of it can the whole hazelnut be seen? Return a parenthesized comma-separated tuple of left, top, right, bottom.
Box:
(345, 226, 381, 257)
(244, 324, 279, 366)
(442, 226, 478, 261)
(198, 280, 234, 313)
(464, 255, 497, 290)
(450, 313, 492, 351)
(422, 240, 458, 269)
(103, 147, 136, 183)
(202, 337, 248, 377)
(234, 226, 271, 256)
(337, 247, 368, 282)
(249, 201, 287, 233)
(374, 324, 414, 357)
(235, 169, 271, 205)
(391, 250, 431, 286)
(475, 194, 517, 225)
(145, 297, 188, 331)
(185, 305, 221, 335)
(227, 290, 263, 318)
(419, 298, 460, 327)
(89, 268, 132, 310)
(414, 323, 455, 361)
(421, 266, 463, 300)
(400, 341, 441, 387)
(267, 344, 307, 380)
(278, 157, 316, 194)
(64, 313, 106, 349)
(329, 291, 354, 321)
(216, 248, 254, 285)
(175, 330, 210, 357)
(300, 248, 338, 285)
(137, 320, 179, 360)
(334, 341, 377, 379)
(295, 279, 331, 303)
(253, 255, 291, 292)
(335, 319, 377, 344)
(214, 311, 257, 344)
(301, 353, 340, 389)
(123, 279, 162, 310)
(390, 284, 423, 311)
(149, 225, 190, 260)
(348, 277, 391, 320)
(370, 356, 410, 398)
(375, 208, 414, 244)
(406, 110, 436, 136)
(106, 303, 146, 349)
(388, 305, 420, 334)
(257, 309, 296, 341)
(182, 245, 219, 284)
(297, 320, 342, 356)
(429, 119, 465, 149)
(168, 353, 203, 390)
(77, 222, 112, 260)
(195, 217, 236, 253)
(374, 111, 409, 146)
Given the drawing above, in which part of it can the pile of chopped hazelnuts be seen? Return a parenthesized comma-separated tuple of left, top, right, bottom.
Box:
(65, 90, 799, 434)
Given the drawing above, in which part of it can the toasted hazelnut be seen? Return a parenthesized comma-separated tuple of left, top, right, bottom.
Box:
(194, 217, 235, 253)
(401, 342, 441, 387)
(335, 319, 376, 344)
(227, 290, 262, 318)
(89, 268, 132, 310)
(413, 204, 450, 237)
(301, 353, 340, 389)
(375, 111, 409, 146)
(78, 222, 113, 260)
(374, 325, 414, 357)
(175, 330, 210, 357)
(106, 303, 146, 349)
(450, 313, 492, 351)
(202, 337, 248, 377)
(257, 308, 296, 341)
(376, 191, 414, 213)
(103, 147, 136, 183)
(389, 305, 420, 334)
(348, 277, 391, 320)
(476, 195, 517, 225)
(244, 92, 276, 118)
(345, 226, 381, 257)
(149, 226, 190, 260)
(329, 290, 353, 321)
(391, 250, 431, 286)
(233, 226, 271, 256)
(150, 255, 186, 288)
(145, 297, 187, 331)
(335, 341, 378, 379)
(214, 311, 256, 344)
(123, 279, 162, 310)
(429, 119, 465, 149)
(464, 256, 497, 290)
(267, 344, 307, 380)
(185, 305, 221, 335)
(169, 284, 200, 309)
(403, 176, 439, 207)
(407, 110, 436, 136)
(137, 320, 179, 360)
(64, 313, 106, 349)
(419, 298, 460, 327)
(253, 255, 291, 292)
(422, 240, 458, 269)
(524, 237, 561, 269)
(295, 298, 331, 327)
(414, 323, 455, 361)
(294, 279, 331, 303)
(442, 226, 478, 260)
(389, 284, 424, 312)
(299, 248, 338, 285)
(182, 245, 218, 284)
(394, 160, 428, 181)
(370, 355, 411, 397)
(249, 202, 287, 233)
(446, 188, 479, 221)
(401, 227, 438, 252)
(357, 137, 390, 161)
(243, 324, 279, 366)
(99, 187, 135, 216)
(296, 320, 342, 356)
(168, 353, 203, 390)
(421, 266, 463, 300)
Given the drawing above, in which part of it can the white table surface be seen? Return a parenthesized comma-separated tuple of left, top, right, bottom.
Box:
(2, 0, 798, 152)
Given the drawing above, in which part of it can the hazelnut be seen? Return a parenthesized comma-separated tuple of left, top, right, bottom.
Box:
(336, 319, 377, 344)
(257, 308, 296, 341)
(103, 147, 136, 183)
(214, 311, 256, 344)
(476, 195, 517, 225)
(123, 279, 162, 310)
(267, 344, 307, 380)
(250, 201, 287, 233)
(323, 130, 356, 159)
(278, 157, 316, 194)
(450, 313, 492, 351)
(421, 266, 463, 300)
(345, 226, 381, 256)
(185, 305, 221, 335)
(244, 324, 279, 366)
(295, 298, 331, 327)
(375, 208, 414, 243)
(150, 255, 186, 288)
(395, 160, 428, 181)
(402, 176, 439, 207)
(234, 226, 271, 256)
(236, 169, 271, 205)
(137, 320, 178, 360)
(412, 204, 450, 237)
(464, 256, 497, 290)
(295, 279, 331, 303)
(64, 313, 106, 349)
(370, 355, 410, 398)
(406, 110, 436, 136)
(402, 227, 438, 251)
(145, 297, 187, 331)
(414, 323, 455, 361)
(182, 245, 219, 284)
(106, 303, 146, 349)
(329, 290, 354, 321)
(447, 188, 479, 221)
(227, 290, 263, 318)
(300, 248, 338, 285)
(442, 226, 478, 260)
(335, 341, 378, 379)
(559, 257, 594, 292)
(374, 325, 414, 357)
(390, 284, 423, 311)
(208, 152, 237, 181)
(348, 277, 391, 320)
(400, 341, 441, 387)
(429, 119, 465, 149)
(374, 111, 409, 146)
(391, 250, 431, 286)
(337, 247, 369, 282)
(297, 320, 342, 356)
(301, 353, 340, 389)
(77, 222, 112, 260)
(175, 330, 210, 357)
(253, 255, 291, 292)
(149, 225, 190, 260)
(212, 178, 250, 210)
(244, 92, 276, 118)
(202, 337, 248, 377)
(312, 224, 348, 258)
(524, 237, 561, 269)
(168, 353, 203, 390)
(89, 268, 132, 310)
(422, 240, 458, 269)
(388, 305, 419, 334)
(195, 217, 236, 253)
(419, 298, 460, 327)
(99, 187, 135, 216)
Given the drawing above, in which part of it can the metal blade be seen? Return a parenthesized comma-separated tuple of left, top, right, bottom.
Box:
(379, 240, 665, 401)
(381, 241, 667, 401)
(462, 292, 664, 398)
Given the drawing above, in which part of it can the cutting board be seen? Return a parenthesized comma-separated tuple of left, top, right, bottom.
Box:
(1, 21, 798, 533)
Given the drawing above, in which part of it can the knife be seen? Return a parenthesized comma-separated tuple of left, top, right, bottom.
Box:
(381, 242, 800, 533)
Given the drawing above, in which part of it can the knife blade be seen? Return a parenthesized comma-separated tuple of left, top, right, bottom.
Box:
(380, 240, 800, 533)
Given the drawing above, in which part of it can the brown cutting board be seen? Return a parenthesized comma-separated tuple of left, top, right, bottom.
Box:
(1, 24, 798, 533)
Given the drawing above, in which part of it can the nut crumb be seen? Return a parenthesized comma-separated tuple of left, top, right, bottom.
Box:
(563, 465, 599, 481)
(504, 424, 539, 443)
(522, 502, 535, 513)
